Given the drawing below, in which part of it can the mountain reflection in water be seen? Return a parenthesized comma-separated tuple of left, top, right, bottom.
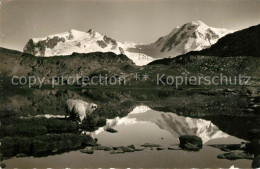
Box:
(87, 105, 229, 143)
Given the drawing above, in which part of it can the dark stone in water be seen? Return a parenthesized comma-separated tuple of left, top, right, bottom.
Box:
(157, 147, 164, 150)
(252, 155, 260, 168)
(217, 152, 254, 160)
(183, 143, 200, 151)
(127, 144, 135, 150)
(91, 146, 112, 151)
(80, 149, 94, 154)
(208, 144, 244, 152)
(134, 147, 145, 151)
(105, 128, 118, 133)
(179, 135, 202, 151)
(130, 145, 145, 151)
(168, 147, 181, 150)
(110, 148, 124, 154)
(118, 146, 134, 152)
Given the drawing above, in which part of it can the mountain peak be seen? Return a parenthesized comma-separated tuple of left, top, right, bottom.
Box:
(69, 29, 79, 32)
(87, 28, 95, 34)
(187, 20, 207, 27)
(151, 21, 233, 57)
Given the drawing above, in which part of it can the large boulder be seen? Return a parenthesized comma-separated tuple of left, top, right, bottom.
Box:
(179, 135, 203, 151)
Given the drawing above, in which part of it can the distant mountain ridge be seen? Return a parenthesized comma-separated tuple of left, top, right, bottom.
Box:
(23, 21, 232, 65)
(23, 29, 154, 66)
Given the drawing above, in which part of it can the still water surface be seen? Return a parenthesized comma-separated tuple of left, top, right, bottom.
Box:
(4, 106, 251, 168)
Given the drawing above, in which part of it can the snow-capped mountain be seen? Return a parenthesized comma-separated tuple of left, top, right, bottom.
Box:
(155, 21, 233, 54)
(23, 21, 233, 65)
(129, 20, 233, 58)
(23, 29, 154, 66)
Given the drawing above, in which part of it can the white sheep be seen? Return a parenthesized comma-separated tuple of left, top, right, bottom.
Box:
(65, 99, 97, 123)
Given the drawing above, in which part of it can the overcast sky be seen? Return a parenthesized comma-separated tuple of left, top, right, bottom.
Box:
(0, 0, 259, 51)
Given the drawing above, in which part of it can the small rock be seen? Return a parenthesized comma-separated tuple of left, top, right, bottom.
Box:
(245, 108, 255, 112)
(84, 146, 93, 150)
(135, 148, 145, 151)
(226, 88, 235, 92)
(127, 144, 135, 150)
(217, 152, 254, 160)
(118, 146, 134, 152)
(80, 149, 94, 154)
(249, 98, 255, 102)
(91, 145, 112, 151)
(141, 143, 161, 148)
(105, 128, 118, 133)
(52, 149, 58, 153)
(168, 147, 181, 150)
(250, 104, 260, 108)
(110, 148, 124, 154)
(16, 153, 27, 158)
(85, 141, 98, 147)
(208, 144, 244, 152)
(134, 146, 145, 151)
(157, 147, 164, 150)
(252, 155, 260, 168)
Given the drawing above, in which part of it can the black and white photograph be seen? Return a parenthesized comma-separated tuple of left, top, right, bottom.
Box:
(0, 0, 260, 168)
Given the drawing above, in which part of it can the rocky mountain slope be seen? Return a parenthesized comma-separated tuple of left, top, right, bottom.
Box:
(23, 21, 232, 65)
(0, 47, 135, 87)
